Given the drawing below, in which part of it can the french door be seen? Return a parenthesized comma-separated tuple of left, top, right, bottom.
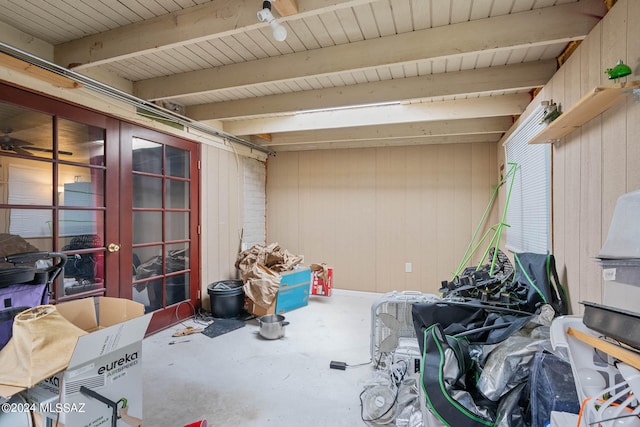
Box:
(119, 124, 200, 332)
(0, 82, 200, 333)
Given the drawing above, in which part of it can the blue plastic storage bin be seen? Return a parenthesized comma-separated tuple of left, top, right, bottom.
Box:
(275, 268, 310, 314)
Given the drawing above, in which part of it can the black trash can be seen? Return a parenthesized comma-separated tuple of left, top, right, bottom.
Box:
(208, 280, 245, 318)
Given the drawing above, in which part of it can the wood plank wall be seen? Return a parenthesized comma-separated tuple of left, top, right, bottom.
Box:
(266, 143, 499, 295)
(511, 0, 640, 314)
(200, 144, 244, 309)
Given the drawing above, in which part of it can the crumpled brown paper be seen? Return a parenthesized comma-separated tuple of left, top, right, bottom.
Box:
(242, 264, 281, 308)
(235, 243, 303, 308)
(236, 242, 303, 274)
(310, 263, 330, 281)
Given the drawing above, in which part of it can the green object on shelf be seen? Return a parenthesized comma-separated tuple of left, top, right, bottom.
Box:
(540, 102, 561, 125)
(605, 59, 632, 80)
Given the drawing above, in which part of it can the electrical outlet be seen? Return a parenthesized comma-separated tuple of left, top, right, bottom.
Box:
(405, 262, 412, 273)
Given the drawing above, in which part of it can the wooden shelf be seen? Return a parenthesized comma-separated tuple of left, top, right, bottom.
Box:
(529, 80, 640, 144)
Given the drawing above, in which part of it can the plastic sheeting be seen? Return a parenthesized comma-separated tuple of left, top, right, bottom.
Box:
(476, 327, 550, 401)
(413, 300, 558, 427)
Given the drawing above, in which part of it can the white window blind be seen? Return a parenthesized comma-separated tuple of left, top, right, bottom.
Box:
(503, 105, 551, 254)
(8, 164, 52, 238)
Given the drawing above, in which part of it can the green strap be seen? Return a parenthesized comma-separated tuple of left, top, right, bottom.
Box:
(421, 326, 494, 427)
(514, 253, 547, 303)
(489, 162, 518, 276)
(454, 182, 501, 277)
(452, 162, 517, 279)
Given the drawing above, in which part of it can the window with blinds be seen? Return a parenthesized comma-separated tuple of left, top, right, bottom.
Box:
(503, 105, 552, 254)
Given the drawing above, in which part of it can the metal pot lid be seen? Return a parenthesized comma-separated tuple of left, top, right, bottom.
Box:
(258, 314, 286, 323)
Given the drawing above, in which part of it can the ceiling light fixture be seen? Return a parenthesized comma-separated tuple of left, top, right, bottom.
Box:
(257, 1, 287, 42)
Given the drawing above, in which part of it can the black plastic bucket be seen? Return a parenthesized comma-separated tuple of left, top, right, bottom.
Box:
(208, 280, 245, 318)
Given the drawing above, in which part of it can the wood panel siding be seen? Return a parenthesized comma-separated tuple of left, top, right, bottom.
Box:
(200, 144, 246, 310)
(501, 0, 640, 314)
(266, 143, 499, 295)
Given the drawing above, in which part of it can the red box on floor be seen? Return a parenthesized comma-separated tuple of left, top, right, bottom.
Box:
(311, 267, 333, 296)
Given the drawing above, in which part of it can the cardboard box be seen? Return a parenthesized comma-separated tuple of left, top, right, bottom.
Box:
(247, 298, 275, 316)
(248, 268, 311, 316)
(311, 267, 333, 297)
(18, 297, 151, 426)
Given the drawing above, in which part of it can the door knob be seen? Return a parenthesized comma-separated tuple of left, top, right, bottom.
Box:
(107, 243, 121, 253)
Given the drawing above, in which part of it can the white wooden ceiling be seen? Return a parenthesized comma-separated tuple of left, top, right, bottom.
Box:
(0, 0, 608, 151)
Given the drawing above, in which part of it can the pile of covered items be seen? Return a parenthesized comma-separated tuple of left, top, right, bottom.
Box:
(362, 249, 575, 427)
(235, 242, 303, 312)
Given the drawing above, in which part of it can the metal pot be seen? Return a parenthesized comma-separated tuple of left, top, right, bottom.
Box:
(257, 314, 290, 340)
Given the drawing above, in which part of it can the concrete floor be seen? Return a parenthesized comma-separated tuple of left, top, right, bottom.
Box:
(142, 289, 382, 427)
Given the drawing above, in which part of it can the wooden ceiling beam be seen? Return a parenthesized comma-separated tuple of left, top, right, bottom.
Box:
(223, 93, 530, 135)
(265, 134, 501, 152)
(135, 0, 601, 102)
(186, 61, 555, 120)
(272, 0, 299, 16)
(264, 117, 514, 146)
(255, 133, 273, 141)
(54, 0, 376, 69)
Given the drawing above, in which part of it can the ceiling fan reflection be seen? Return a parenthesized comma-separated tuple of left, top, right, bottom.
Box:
(0, 128, 73, 156)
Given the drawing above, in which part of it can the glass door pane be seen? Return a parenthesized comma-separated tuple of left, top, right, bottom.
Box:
(130, 136, 193, 314)
(57, 118, 107, 298)
(0, 104, 55, 256)
(0, 87, 115, 303)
